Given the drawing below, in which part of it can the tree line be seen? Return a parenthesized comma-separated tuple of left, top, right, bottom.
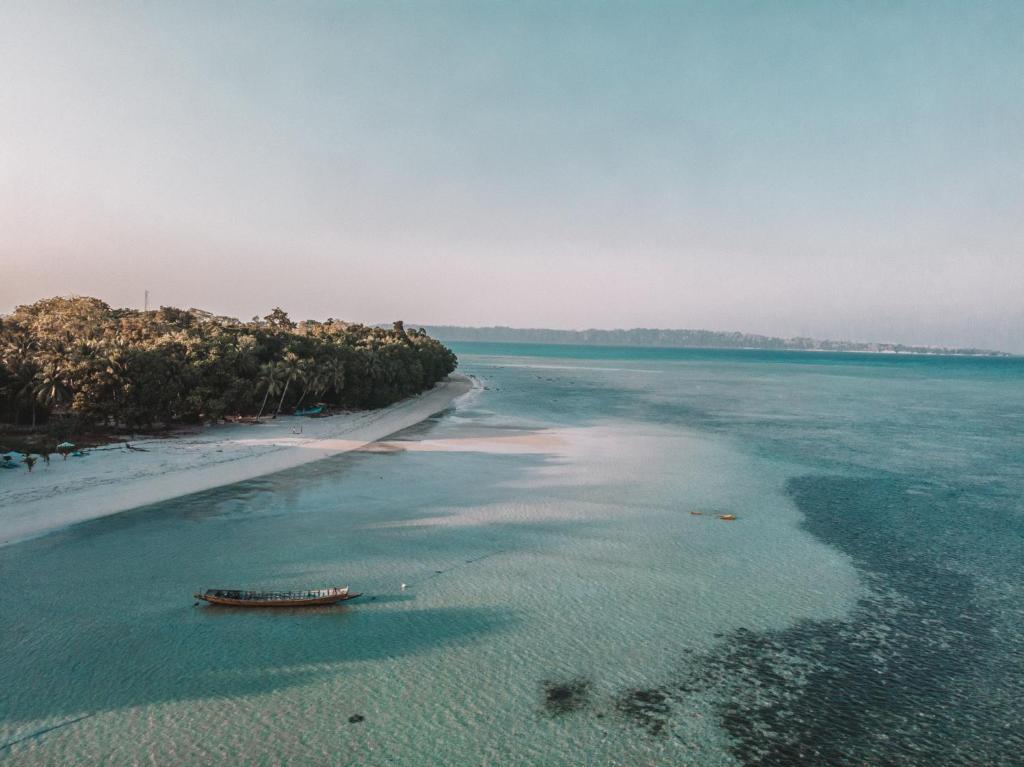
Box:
(0, 296, 457, 431)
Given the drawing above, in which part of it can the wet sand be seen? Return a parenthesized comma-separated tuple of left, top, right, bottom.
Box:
(0, 375, 472, 545)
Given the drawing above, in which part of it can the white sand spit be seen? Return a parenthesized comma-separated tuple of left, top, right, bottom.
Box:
(0, 374, 472, 545)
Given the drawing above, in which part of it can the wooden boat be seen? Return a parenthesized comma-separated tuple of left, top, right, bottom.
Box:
(194, 586, 360, 607)
(718, 514, 737, 521)
(294, 404, 325, 417)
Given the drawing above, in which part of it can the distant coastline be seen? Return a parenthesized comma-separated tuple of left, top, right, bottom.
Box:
(419, 325, 1012, 357)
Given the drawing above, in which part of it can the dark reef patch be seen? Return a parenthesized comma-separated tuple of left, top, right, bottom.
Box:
(677, 474, 1024, 766)
(541, 678, 591, 716)
(603, 473, 1024, 765)
(616, 687, 673, 735)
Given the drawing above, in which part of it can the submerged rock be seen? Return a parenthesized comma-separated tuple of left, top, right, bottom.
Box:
(542, 678, 591, 716)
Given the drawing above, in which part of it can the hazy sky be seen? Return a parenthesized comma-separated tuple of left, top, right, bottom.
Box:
(2, 1, 1022, 351)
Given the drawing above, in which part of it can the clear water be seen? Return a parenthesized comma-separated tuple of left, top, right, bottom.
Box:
(2, 344, 1022, 765)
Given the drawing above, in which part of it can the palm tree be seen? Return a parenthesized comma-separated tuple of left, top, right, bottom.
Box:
(34, 359, 72, 411)
(364, 350, 385, 382)
(322, 358, 345, 403)
(273, 352, 303, 417)
(2, 336, 39, 427)
(255, 362, 282, 422)
(14, 374, 38, 428)
(98, 342, 130, 426)
(294, 361, 325, 409)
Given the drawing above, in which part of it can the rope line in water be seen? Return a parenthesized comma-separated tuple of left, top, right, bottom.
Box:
(0, 713, 96, 752)
(404, 548, 507, 590)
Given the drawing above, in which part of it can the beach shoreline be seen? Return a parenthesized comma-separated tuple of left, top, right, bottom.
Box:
(0, 374, 473, 546)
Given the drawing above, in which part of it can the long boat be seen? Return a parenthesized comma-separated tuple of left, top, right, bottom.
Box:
(194, 586, 360, 607)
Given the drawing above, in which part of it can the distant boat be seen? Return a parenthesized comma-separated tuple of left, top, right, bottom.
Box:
(194, 586, 360, 607)
(294, 404, 325, 416)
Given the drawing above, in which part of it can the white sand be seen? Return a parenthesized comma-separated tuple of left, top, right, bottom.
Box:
(0, 374, 473, 546)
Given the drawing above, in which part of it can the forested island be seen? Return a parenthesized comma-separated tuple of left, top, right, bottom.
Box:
(423, 325, 1009, 356)
(0, 296, 457, 436)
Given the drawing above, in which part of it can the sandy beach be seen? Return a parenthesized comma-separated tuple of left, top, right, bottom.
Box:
(0, 374, 473, 546)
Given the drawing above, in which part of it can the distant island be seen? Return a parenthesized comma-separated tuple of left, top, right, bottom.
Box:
(419, 325, 1010, 357)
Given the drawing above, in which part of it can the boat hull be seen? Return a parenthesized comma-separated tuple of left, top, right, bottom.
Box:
(194, 589, 361, 607)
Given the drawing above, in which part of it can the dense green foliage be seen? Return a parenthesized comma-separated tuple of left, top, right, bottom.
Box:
(0, 297, 457, 430)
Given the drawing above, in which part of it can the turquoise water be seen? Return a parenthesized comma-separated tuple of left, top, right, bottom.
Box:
(2, 344, 1022, 765)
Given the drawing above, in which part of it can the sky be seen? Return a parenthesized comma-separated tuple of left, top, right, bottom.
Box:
(2, 1, 1022, 351)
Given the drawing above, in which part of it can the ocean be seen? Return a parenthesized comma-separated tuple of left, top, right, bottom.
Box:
(2, 343, 1022, 765)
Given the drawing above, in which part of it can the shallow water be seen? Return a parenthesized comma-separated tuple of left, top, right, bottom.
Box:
(2, 345, 1022, 765)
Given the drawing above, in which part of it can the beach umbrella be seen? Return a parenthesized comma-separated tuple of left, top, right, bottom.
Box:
(57, 441, 75, 449)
